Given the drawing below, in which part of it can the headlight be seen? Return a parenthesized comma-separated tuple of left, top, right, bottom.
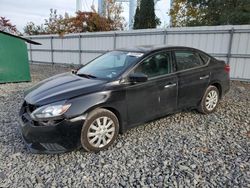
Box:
(31, 102, 71, 120)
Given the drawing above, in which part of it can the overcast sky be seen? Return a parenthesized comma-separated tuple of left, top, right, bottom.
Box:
(0, 0, 170, 32)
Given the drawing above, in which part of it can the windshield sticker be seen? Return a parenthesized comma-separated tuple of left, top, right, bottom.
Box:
(127, 52, 144, 58)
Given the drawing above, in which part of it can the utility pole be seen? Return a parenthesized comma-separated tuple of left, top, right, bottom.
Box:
(169, 0, 173, 27)
(129, 0, 136, 29)
(98, 0, 106, 16)
(76, 0, 83, 11)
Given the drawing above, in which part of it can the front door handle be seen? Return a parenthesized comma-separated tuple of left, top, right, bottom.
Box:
(200, 75, 209, 80)
(164, 83, 177, 88)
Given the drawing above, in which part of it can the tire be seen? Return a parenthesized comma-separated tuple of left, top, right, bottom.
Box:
(198, 85, 220, 114)
(81, 108, 119, 152)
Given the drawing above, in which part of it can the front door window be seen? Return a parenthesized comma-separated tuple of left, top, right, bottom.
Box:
(134, 51, 172, 78)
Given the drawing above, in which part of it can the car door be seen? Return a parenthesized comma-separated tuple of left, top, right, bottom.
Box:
(125, 51, 177, 127)
(173, 50, 210, 109)
(155, 51, 178, 116)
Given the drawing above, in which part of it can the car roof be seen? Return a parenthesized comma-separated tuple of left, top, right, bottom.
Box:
(117, 45, 199, 53)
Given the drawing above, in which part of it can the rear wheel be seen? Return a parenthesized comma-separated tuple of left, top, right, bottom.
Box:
(81, 108, 119, 152)
(198, 85, 219, 114)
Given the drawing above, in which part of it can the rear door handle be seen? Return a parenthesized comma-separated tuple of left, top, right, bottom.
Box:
(164, 83, 177, 88)
(200, 75, 209, 80)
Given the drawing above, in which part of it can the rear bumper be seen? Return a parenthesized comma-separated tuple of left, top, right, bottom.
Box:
(19, 106, 84, 154)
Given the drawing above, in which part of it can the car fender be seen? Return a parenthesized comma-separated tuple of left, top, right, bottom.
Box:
(64, 90, 127, 129)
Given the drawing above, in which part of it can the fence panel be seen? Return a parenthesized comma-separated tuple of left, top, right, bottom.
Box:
(53, 37, 79, 51)
(81, 36, 114, 51)
(27, 25, 250, 81)
(116, 34, 164, 48)
(81, 53, 102, 64)
(31, 51, 51, 63)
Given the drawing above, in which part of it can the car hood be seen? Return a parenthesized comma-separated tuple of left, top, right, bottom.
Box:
(25, 73, 107, 106)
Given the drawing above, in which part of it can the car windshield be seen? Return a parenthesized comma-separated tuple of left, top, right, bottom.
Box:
(77, 51, 144, 80)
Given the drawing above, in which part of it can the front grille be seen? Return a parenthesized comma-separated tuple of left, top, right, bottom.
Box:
(28, 104, 37, 113)
(21, 101, 38, 125)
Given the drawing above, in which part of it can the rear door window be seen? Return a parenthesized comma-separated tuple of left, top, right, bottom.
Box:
(174, 50, 205, 71)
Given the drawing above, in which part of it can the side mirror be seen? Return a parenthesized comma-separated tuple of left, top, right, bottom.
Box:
(128, 73, 148, 83)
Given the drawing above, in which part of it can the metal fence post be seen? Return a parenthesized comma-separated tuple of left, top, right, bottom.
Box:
(113, 32, 117, 49)
(163, 29, 167, 44)
(50, 36, 54, 65)
(79, 34, 82, 64)
(227, 27, 234, 65)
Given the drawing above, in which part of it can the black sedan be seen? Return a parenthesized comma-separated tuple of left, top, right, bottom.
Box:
(19, 46, 230, 153)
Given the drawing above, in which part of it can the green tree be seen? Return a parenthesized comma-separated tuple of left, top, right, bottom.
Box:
(169, 0, 250, 27)
(44, 9, 71, 35)
(104, 0, 125, 30)
(23, 22, 46, 35)
(169, 0, 205, 27)
(133, 0, 160, 29)
(203, 0, 250, 25)
(133, 6, 140, 29)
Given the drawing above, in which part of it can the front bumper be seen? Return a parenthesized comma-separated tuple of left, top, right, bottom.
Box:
(19, 103, 84, 154)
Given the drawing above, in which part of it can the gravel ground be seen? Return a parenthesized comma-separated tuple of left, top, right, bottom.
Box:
(0, 64, 250, 187)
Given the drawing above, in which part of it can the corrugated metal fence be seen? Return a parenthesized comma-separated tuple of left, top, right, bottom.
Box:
(27, 25, 250, 81)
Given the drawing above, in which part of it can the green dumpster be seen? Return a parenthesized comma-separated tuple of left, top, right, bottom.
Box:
(0, 31, 40, 83)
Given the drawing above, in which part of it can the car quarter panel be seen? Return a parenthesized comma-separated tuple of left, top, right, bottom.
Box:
(207, 59, 230, 97)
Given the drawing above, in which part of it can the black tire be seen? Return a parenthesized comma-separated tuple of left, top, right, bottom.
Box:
(198, 85, 220, 114)
(81, 108, 119, 152)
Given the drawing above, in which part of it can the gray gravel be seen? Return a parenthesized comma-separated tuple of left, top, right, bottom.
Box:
(0, 64, 250, 187)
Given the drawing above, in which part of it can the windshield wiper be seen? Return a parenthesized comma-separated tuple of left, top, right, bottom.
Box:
(77, 73, 97, 79)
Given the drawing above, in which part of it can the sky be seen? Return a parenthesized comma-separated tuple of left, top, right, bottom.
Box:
(0, 0, 170, 32)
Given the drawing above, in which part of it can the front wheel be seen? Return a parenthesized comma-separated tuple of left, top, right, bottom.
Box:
(198, 85, 219, 114)
(81, 108, 119, 152)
